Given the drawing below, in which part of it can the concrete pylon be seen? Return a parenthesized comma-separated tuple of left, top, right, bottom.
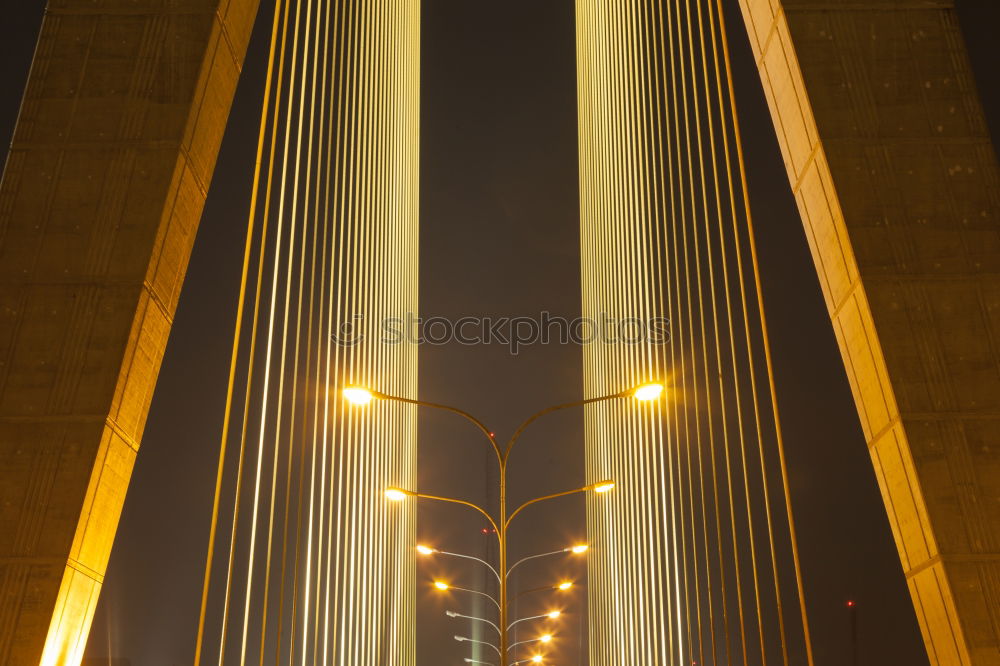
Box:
(737, 2, 1000, 664)
(0, 1, 259, 663)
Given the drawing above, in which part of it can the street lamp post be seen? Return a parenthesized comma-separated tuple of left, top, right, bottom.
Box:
(345, 381, 663, 664)
(507, 610, 561, 631)
(433, 581, 502, 613)
(387, 483, 607, 663)
(455, 635, 502, 657)
(507, 633, 552, 655)
(450, 606, 556, 666)
(448, 607, 562, 636)
(417, 544, 501, 583)
(426, 542, 581, 653)
(447, 610, 501, 636)
(505, 544, 587, 579)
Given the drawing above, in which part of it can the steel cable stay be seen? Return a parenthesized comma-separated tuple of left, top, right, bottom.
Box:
(195, 1, 419, 663)
(577, 0, 814, 663)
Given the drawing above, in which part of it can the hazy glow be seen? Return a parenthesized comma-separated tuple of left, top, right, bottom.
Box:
(385, 488, 407, 501)
(571, 544, 589, 554)
(557, 581, 573, 591)
(532, 656, 543, 663)
(416, 544, 435, 555)
(434, 581, 450, 591)
(632, 382, 664, 401)
(342, 386, 375, 405)
(540, 634, 552, 643)
(548, 610, 561, 619)
(593, 481, 615, 493)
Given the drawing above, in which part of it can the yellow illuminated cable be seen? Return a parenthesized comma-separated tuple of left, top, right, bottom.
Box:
(195, 0, 287, 664)
(196, 2, 418, 664)
(713, 0, 816, 660)
(201, 0, 296, 664)
(576, 1, 815, 664)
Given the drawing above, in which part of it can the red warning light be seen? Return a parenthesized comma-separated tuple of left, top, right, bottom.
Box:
(847, 600, 855, 608)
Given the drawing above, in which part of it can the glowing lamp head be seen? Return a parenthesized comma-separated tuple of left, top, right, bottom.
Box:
(343, 386, 375, 406)
(570, 544, 589, 554)
(633, 382, 664, 401)
(540, 634, 552, 643)
(557, 581, 573, 591)
(434, 581, 450, 591)
(416, 544, 435, 555)
(385, 488, 408, 501)
(592, 480, 615, 493)
(548, 610, 561, 619)
(532, 656, 543, 663)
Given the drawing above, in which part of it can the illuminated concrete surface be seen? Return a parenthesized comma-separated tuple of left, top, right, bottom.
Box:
(0, 1, 259, 664)
(737, 1, 1000, 664)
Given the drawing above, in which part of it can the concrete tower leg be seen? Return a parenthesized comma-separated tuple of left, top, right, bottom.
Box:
(0, 1, 259, 663)
(737, 2, 1000, 664)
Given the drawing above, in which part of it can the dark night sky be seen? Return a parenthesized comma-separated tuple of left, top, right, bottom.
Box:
(2, 1, 999, 664)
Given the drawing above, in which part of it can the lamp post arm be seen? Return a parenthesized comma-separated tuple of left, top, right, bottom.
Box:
(505, 485, 592, 531)
(504, 549, 568, 580)
(506, 637, 545, 652)
(506, 613, 554, 631)
(503, 390, 627, 461)
(450, 585, 502, 613)
(455, 636, 502, 657)
(406, 490, 500, 539)
(372, 391, 502, 463)
(447, 610, 501, 635)
(440, 550, 501, 584)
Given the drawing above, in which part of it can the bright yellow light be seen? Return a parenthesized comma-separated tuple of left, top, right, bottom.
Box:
(343, 386, 375, 405)
(385, 488, 407, 501)
(570, 544, 588, 554)
(434, 581, 450, 591)
(632, 382, 664, 401)
(416, 544, 435, 555)
(548, 610, 561, 619)
(557, 581, 573, 591)
(540, 634, 552, 643)
(532, 656, 543, 663)
(592, 481, 615, 493)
